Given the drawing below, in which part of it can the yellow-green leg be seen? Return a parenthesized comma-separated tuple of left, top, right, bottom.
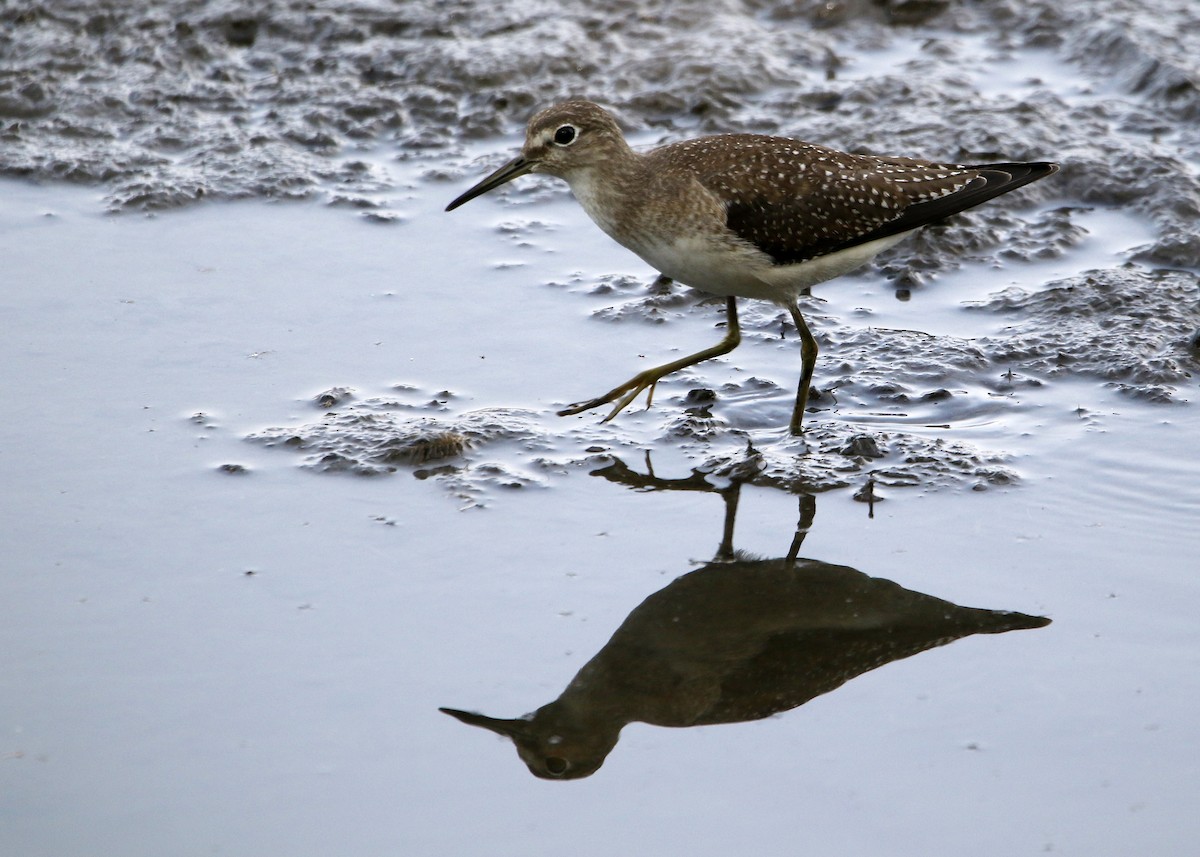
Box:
(558, 297, 742, 422)
(787, 302, 818, 435)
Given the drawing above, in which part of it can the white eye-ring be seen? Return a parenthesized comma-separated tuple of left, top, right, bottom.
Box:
(552, 125, 577, 146)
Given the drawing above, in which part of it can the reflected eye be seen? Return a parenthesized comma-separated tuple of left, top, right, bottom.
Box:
(544, 757, 569, 776)
(552, 125, 577, 146)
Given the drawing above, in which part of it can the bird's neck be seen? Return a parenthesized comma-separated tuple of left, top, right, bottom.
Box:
(562, 148, 649, 243)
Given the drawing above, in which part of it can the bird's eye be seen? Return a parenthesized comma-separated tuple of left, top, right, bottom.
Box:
(553, 125, 577, 146)
(545, 757, 569, 776)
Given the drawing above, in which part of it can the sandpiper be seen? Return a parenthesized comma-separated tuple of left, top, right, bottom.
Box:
(446, 100, 1057, 434)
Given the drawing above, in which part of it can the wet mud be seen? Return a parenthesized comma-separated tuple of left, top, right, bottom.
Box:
(4, 1, 1196, 470)
(247, 389, 1018, 499)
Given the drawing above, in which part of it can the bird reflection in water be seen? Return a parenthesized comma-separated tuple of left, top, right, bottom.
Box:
(441, 459, 1049, 779)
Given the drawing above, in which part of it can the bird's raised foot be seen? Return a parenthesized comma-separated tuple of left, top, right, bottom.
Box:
(556, 369, 666, 422)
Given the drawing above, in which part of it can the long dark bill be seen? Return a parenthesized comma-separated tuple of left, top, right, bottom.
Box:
(445, 156, 534, 211)
(438, 706, 531, 739)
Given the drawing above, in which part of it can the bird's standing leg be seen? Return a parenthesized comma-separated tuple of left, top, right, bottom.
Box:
(558, 296, 742, 422)
(787, 301, 818, 435)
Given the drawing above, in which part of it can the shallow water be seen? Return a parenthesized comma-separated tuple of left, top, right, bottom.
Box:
(1, 172, 1197, 856)
(2, 1, 1200, 855)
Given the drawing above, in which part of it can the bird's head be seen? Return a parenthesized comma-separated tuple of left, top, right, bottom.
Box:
(439, 700, 620, 780)
(445, 101, 628, 211)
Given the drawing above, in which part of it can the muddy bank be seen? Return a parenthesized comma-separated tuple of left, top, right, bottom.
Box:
(3, 0, 1196, 472)
(3, 0, 1198, 262)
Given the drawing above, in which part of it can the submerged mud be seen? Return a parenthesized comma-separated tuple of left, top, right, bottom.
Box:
(245, 385, 1018, 500)
(978, 268, 1198, 400)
